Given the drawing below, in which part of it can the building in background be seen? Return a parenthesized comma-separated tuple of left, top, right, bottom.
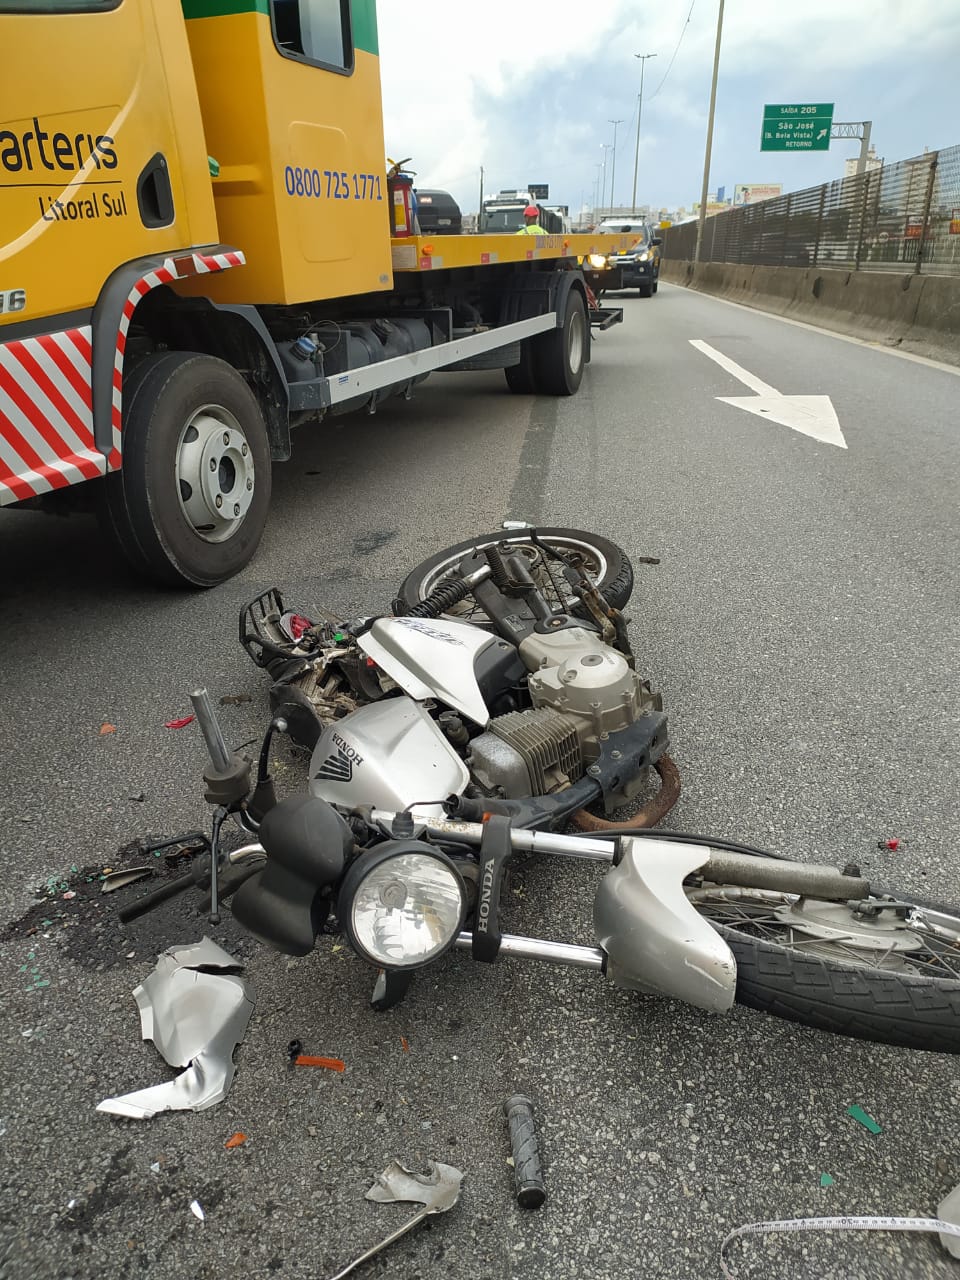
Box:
(843, 145, 882, 178)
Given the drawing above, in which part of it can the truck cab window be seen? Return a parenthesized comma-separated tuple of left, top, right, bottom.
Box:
(271, 0, 352, 72)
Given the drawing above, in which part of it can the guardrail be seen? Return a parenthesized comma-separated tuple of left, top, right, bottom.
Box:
(663, 145, 960, 275)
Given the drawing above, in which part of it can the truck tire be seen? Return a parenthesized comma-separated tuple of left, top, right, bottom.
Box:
(532, 288, 587, 395)
(103, 351, 272, 588)
(504, 341, 539, 394)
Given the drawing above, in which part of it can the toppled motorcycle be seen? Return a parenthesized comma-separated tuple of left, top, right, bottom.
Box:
(239, 527, 676, 830)
(118, 529, 960, 1054)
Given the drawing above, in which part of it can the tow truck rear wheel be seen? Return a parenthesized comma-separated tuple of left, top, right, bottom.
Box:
(504, 341, 539, 394)
(532, 287, 587, 396)
(103, 351, 272, 588)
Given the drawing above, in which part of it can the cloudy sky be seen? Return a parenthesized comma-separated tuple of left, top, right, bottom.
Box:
(376, 0, 959, 217)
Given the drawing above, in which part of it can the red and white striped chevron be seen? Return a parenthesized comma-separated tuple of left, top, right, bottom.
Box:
(0, 249, 245, 506)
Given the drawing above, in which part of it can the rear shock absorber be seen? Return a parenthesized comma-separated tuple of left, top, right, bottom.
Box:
(484, 544, 513, 592)
(394, 576, 475, 620)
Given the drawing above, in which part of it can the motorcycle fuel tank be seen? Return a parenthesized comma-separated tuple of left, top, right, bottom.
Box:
(358, 617, 493, 727)
(308, 696, 469, 813)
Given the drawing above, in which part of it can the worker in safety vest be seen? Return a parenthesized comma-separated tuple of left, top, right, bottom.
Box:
(515, 204, 547, 235)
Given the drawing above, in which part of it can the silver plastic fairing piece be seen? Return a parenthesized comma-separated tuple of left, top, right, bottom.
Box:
(358, 616, 494, 726)
(96, 938, 254, 1120)
(309, 697, 469, 814)
(594, 838, 737, 1014)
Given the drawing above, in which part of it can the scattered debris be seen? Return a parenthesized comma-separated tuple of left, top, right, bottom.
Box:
(820, 1173, 835, 1188)
(99, 724, 117, 736)
(96, 938, 254, 1120)
(62, 891, 76, 900)
(400, 1036, 410, 1053)
(101, 868, 154, 895)
(294, 1055, 345, 1072)
(219, 693, 252, 706)
(327, 1159, 463, 1280)
(164, 716, 196, 730)
(128, 792, 146, 803)
(720, 1213, 960, 1279)
(150, 1162, 161, 1174)
(847, 1105, 882, 1135)
(189, 1200, 205, 1222)
(224, 1132, 247, 1149)
(877, 838, 901, 851)
(287, 1039, 303, 1063)
(503, 1095, 546, 1209)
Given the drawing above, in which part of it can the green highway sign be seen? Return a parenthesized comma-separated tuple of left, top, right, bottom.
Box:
(761, 103, 834, 151)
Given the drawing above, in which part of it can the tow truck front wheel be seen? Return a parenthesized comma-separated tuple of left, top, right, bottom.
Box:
(104, 352, 272, 588)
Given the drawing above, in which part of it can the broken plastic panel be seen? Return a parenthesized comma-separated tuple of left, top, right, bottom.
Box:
(97, 938, 253, 1120)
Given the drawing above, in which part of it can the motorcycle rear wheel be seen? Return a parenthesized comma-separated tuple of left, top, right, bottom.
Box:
(688, 883, 960, 1053)
(395, 527, 634, 625)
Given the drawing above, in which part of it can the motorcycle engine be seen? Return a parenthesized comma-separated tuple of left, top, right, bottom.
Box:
(466, 627, 661, 799)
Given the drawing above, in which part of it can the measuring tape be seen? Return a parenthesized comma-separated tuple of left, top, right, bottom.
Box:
(720, 1214, 960, 1278)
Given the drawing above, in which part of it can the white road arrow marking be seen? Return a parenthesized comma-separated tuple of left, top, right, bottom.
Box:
(690, 339, 847, 449)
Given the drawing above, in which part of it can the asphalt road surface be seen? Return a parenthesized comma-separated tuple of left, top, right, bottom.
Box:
(1, 284, 959, 1280)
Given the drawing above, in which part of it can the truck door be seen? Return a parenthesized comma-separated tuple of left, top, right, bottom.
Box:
(0, 0, 218, 330)
(182, 0, 393, 305)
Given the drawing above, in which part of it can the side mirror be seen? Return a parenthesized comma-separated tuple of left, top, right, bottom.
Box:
(651, 236, 664, 246)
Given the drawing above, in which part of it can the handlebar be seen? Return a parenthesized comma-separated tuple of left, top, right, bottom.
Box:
(118, 844, 265, 924)
(190, 688, 231, 772)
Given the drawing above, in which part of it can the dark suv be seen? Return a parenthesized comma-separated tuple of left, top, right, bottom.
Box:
(414, 190, 462, 235)
(599, 220, 663, 297)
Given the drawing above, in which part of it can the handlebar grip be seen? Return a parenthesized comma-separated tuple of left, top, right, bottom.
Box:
(118, 870, 197, 924)
(503, 1094, 546, 1209)
(190, 688, 231, 773)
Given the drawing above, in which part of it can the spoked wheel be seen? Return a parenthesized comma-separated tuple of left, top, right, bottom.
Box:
(394, 527, 634, 626)
(688, 883, 960, 1052)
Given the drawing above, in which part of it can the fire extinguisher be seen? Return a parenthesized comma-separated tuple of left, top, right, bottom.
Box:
(386, 157, 417, 237)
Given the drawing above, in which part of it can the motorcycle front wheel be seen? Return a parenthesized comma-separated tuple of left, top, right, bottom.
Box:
(688, 881, 960, 1053)
(395, 527, 634, 624)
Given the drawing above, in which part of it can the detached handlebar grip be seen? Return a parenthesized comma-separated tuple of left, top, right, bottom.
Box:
(503, 1094, 546, 1209)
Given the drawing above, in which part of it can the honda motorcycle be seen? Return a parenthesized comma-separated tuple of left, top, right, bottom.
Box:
(238, 527, 677, 831)
(118, 529, 960, 1054)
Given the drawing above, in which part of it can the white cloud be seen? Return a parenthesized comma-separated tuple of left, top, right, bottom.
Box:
(375, 0, 960, 213)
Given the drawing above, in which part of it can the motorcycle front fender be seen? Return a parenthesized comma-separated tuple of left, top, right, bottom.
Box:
(593, 837, 737, 1014)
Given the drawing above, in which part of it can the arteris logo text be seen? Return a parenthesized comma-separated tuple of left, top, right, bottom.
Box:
(0, 117, 117, 175)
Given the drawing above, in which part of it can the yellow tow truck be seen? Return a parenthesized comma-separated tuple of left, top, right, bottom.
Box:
(0, 0, 634, 586)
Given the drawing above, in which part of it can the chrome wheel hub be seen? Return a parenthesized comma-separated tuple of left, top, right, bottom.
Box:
(176, 405, 255, 544)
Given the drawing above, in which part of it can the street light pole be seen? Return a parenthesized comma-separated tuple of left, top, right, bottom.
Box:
(608, 118, 624, 211)
(631, 52, 657, 215)
(600, 144, 612, 216)
(694, 0, 725, 264)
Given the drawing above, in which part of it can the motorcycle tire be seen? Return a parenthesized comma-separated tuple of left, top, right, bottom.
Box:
(395, 528, 634, 622)
(688, 882, 960, 1053)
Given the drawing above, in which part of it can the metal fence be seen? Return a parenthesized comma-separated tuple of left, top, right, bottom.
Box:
(663, 144, 960, 275)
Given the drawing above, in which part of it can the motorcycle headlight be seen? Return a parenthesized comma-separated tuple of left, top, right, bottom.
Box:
(338, 841, 466, 970)
(587, 253, 607, 269)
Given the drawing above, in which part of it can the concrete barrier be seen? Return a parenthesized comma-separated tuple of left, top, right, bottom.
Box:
(659, 258, 960, 366)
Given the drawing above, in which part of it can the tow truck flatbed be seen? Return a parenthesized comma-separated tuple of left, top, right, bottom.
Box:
(390, 232, 637, 273)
